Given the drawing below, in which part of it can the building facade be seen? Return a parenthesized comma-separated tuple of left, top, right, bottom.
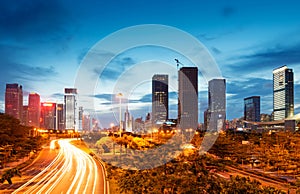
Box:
(152, 74, 168, 125)
(273, 66, 294, 120)
(22, 106, 28, 126)
(178, 67, 198, 130)
(5, 83, 23, 122)
(64, 88, 78, 131)
(124, 107, 133, 132)
(78, 106, 83, 131)
(208, 79, 226, 131)
(56, 103, 65, 130)
(28, 93, 40, 128)
(40, 102, 56, 130)
(82, 114, 91, 131)
(244, 96, 260, 122)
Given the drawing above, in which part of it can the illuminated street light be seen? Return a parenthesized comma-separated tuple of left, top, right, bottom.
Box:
(110, 123, 114, 130)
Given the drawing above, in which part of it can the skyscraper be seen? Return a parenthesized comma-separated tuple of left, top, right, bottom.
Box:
(28, 93, 40, 128)
(5, 83, 23, 122)
(56, 104, 65, 130)
(244, 96, 260, 122)
(208, 79, 226, 131)
(64, 88, 78, 131)
(178, 67, 198, 130)
(273, 66, 294, 120)
(40, 102, 56, 129)
(152, 74, 169, 125)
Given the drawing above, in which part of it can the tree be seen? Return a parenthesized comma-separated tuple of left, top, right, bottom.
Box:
(0, 168, 21, 184)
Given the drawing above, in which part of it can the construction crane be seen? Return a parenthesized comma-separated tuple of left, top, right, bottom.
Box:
(175, 58, 184, 70)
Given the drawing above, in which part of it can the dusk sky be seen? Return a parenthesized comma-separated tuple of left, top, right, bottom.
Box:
(1, 0, 300, 128)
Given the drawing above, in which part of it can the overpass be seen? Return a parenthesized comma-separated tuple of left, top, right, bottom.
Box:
(242, 113, 300, 132)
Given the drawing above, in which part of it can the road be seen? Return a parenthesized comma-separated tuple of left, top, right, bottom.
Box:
(11, 139, 108, 194)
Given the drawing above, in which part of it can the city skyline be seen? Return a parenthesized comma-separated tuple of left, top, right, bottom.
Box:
(1, 1, 300, 128)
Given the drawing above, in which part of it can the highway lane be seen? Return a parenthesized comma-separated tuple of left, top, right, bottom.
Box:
(12, 139, 107, 194)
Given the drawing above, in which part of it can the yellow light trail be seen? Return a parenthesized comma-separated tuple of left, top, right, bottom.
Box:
(12, 139, 107, 194)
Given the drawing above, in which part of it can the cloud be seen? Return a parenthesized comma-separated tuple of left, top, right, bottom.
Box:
(211, 47, 222, 55)
(50, 93, 64, 98)
(226, 42, 300, 76)
(97, 56, 136, 81)
(93, 94, 113, 102)
(221, 6, 236, 17)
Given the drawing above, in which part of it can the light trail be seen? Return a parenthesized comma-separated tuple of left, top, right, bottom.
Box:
(12, 139, 107, 194)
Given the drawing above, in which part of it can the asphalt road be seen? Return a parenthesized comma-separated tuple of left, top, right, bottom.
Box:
(10, 139, 107, 194)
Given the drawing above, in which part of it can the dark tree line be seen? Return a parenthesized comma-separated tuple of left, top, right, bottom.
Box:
(0, 113, 47, 184)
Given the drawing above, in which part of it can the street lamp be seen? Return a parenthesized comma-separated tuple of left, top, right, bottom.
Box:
(117, 93, 123, 137)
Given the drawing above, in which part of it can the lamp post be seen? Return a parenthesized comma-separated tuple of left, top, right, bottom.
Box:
(117, 93, 123, 138)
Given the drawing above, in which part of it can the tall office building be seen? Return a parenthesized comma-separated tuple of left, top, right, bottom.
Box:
(244, 96, 260, 122)
(208, 79, 226, 131)
(56, 104, 65, 130)
(5, 83, 23, 122)
(178, 67, 198, 130)
(40, 102, 56, 129)
(64, 88, 78, 131)
(28, 93, 40, 128)
(273, 66, 294, 120)
(152, 74, 169, 125)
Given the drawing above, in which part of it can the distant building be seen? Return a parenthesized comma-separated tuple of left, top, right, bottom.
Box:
(203, 108, 209, 131)
(64, 88, 78, 131)
(82, 114, 91, 131)
(22, 106, 28, 126)
(260, 113, 272, 122)
(92, 118, 100, 131)
(28, 93, 40, 128)
(133, 117, 144, 133)
(273, 66, 294, 120)
(208, 79, 226, 131)
(56, 104, 65, 130)
(178, 67, 198, 130)
(152, 74, 168, 125)
(124, 107, 133, 132)
(78, 106, 83, 131)
(40, 102, 56, 130)
(244, 96, 260, 128)
(5, 83, 23, 122)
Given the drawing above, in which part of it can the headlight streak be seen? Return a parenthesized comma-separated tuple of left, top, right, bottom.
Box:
(12, 140, 65, 194)
(12, 139, 105, 194)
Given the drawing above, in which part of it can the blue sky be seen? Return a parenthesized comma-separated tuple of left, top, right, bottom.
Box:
(1, 0, 300, 128)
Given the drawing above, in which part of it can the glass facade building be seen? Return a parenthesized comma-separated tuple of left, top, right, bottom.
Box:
(64, 88, 78, 131)
(273, 66, 294, 120)
(57, 103, 65, 130)
(40, 102, 56, 130)
(178, 67, 198, 130)
(207, 79, 226, 131)
(28, 93, 40, 128)
(244, 96, 260, 122)
(152, 74, 168, 125)
(5, 83, 23, 122)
